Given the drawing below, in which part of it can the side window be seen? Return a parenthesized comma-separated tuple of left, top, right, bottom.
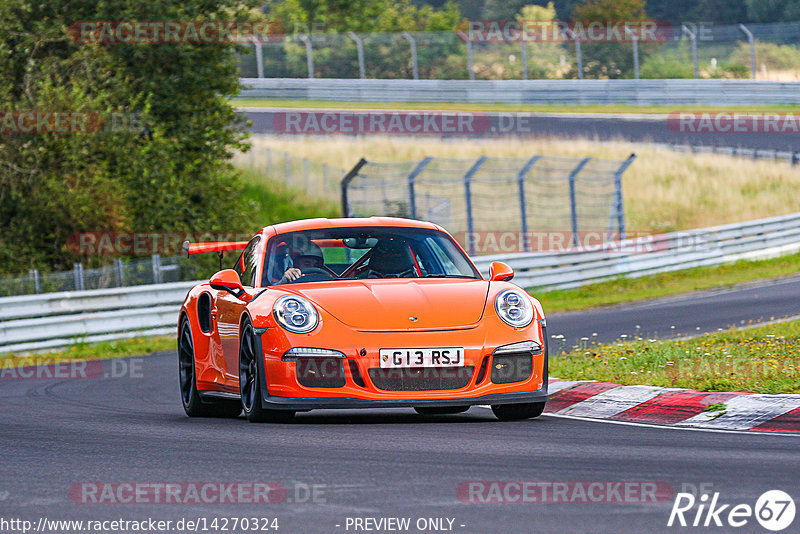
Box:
(233, 236, 262, 287)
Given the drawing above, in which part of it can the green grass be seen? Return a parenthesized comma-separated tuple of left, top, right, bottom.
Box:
(534, 250, 800, 314)
(238, 167, 339, 225)
(0, 335, 176, 368)
(233, 98, 800, 115)
(550, 319, 800, 394)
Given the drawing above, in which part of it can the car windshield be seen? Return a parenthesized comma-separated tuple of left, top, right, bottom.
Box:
(263, 226, 481, 285)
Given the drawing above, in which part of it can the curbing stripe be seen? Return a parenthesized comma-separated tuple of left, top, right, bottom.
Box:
(676, 394, 800, 430)
(544, 379, 800, 433)
(557, 385, 667, 419)
(613, 390, 744, 425)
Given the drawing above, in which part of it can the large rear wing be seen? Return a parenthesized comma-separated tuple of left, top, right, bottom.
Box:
(183, 241, 249, 270)
(182, 241, 249, 257)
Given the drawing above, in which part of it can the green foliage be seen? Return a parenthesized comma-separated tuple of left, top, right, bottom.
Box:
(639, 53, 694, 78)
(0, 0, 259, 273)
(729, 40, 800, 71)
(568, 0, 651, 79)
(264, 0, 462, 79)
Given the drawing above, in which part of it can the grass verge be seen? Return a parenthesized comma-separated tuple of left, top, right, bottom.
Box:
(238, 167, 339, 224)
(0, 335, 176, 368)
(550, 319, 800, 394)
(535, 250, 800, 314)
(244, 135, 800, 234)
(234, 98, 800, 115)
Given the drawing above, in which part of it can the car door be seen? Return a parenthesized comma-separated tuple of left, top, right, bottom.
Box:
(216, 234, 263, 380)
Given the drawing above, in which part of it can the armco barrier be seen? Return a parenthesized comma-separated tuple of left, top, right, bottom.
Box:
(2, 212, 799, 353)
(471, 212, 800, 289)
(239, 78, 800, 106)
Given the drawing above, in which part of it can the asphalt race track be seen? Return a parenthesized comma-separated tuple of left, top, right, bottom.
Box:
(244, 108, 800, 151)
(2, 352, 800, 534)
(2, 278, 800, 533)
(547, 275, 800, 346)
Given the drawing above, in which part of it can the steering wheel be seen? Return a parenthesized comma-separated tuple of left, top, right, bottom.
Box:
(292, 267, 335, 283)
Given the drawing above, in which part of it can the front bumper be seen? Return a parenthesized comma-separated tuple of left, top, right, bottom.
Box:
(259, 388, 548, 411)
(255, 322, 549, 411)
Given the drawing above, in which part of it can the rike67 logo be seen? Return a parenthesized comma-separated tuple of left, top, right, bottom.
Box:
(668, 490, 795, 531)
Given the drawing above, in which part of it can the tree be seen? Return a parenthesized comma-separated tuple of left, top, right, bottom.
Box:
(0, 0, 257, 272)
(570, 0, 649, 79)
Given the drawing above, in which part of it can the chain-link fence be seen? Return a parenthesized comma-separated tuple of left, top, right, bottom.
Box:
(238, 22, 800, 81)
(0, 255, 207, 297)
(233, 143, 346, 199)
(341, 155, 636, 255)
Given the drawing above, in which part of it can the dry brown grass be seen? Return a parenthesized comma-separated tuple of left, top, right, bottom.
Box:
(242, 135, 800, 233)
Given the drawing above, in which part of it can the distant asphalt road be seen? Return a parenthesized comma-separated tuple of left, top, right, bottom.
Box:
(547, 276, 800, 347)
(244, 108, 800, 151)
(2, 277, 800, 533)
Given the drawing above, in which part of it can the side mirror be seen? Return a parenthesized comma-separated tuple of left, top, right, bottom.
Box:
(210, 269, 248, 300)
(489, 262, 514, 282)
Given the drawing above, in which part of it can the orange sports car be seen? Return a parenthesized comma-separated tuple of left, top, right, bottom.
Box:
(178, 217, 548, 423)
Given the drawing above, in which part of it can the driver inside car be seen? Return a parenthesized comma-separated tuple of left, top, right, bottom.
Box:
(278, 242, 325, 284)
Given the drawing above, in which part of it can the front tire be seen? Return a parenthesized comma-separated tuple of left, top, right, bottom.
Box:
(491, 401, 546, 421)
(178, 317, 241, 418)
(239, 319, 295, 423)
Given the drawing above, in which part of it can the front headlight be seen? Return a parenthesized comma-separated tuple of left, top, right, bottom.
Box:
(273, 295, 319, 334)
(495, 289, 534, 328)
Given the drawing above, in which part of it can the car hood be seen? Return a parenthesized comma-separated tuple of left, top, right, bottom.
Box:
(287, 279, 490, 330)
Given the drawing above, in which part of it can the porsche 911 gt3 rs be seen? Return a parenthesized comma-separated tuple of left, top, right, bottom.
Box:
(178, 217, 548, 422)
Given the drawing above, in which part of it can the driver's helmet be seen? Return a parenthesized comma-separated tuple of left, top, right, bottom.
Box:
(292, 241, 324, 269)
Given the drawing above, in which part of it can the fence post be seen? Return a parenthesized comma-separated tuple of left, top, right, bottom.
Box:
(152, 254, 163, 284)
(738, 24, 756, 80)
(114, 258, 125, 287)
(252, 37, 264, 78)
(285, 152, 291, 187)
(609, 153, 636, 241)
(298, 34, 314, 78)
(463, 156, 488, 255)
(567, 30, 583, 80)
(625, 26, 639, 79)
(303, 158, 310, 193)
(456, 31, 475, 80)
(402, 31, 419, 80)
(348, 32, 366, 79)
(793, 151, 798, 166)
(407, 156, 433, 219)
(682, 25, 699, 79)
(29, 269, 40, 294)
(568, 158, 592, 248)
(73, 263, 85, 291)
(517, 156, 541, 252)
(521, 40, 528, 80)
(340, 158, 369, 217)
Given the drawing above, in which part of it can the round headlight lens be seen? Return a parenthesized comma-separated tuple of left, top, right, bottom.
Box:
(273, 295, 319, 334)
(495, 289, 534, 328)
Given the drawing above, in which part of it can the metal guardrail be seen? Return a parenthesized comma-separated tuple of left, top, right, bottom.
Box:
(472, 211, 800, 289)
(2, 212, 799, 353)
(239, 78, 800, 106)
(0, 282, 196, 353)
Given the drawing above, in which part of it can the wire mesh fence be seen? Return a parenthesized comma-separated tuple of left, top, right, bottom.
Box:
(233, 143, 346, 199)
(0, 255, 211, 297)
(341, 154, 636, 255)
(238, 22, 800, 81)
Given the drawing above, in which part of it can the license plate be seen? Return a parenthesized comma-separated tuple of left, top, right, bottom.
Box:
(379, 347, 464, 368)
